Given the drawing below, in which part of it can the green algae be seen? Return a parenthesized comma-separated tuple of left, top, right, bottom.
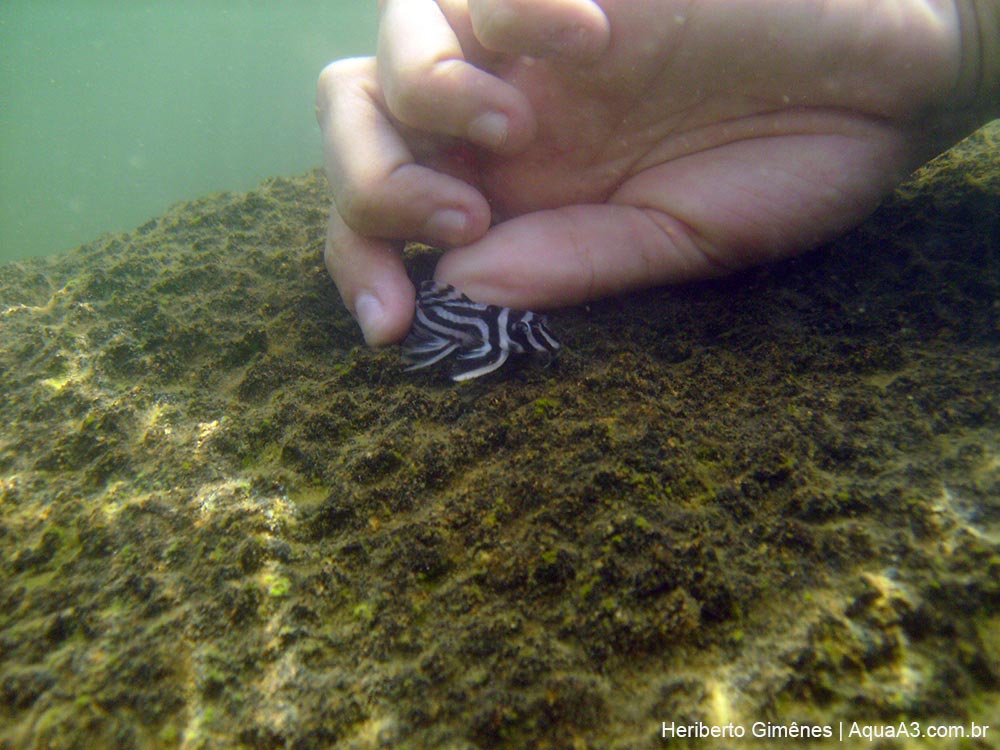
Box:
(261, 571, 292, 598)
(0, 125, 999, 749)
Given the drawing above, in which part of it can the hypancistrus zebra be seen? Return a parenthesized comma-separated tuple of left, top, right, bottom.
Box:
(401, 281, 560, 381)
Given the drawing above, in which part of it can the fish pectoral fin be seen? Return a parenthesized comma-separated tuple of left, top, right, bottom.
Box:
(402, 338, 451, 356)
(402, 341, 460, 371)
(451, 348, 510, 381)
(454, 342, 495, 361)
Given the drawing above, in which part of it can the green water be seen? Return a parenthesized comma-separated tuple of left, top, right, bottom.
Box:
(0, 1, 376, 264)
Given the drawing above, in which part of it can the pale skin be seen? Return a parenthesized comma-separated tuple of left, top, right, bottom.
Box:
(317, 0, 1000, 346)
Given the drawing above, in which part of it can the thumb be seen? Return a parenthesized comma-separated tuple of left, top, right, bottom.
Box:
(433, 204, 725, 310)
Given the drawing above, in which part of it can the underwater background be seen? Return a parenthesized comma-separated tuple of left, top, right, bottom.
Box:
(0, 1, 376, 264)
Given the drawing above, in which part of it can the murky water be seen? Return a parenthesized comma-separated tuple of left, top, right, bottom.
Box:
(0, 1, 375, 263)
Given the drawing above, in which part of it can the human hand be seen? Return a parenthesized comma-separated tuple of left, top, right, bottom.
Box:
(317, 0, 1000, 345)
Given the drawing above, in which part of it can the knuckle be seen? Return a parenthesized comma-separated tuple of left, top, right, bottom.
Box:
(317, 57, 373, 104)
(317, 58, 353, 92)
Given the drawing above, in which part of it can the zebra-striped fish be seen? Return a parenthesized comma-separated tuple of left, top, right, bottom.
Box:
(401, 281, 560, 381)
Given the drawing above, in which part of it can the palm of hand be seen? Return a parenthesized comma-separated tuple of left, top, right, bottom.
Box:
(436, 3, 958, 304)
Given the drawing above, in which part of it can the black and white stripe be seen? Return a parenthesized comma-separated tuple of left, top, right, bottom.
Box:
(401, 281, 560, 381)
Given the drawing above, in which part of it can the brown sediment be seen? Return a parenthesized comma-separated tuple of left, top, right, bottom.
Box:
(0, 123, 998, 749)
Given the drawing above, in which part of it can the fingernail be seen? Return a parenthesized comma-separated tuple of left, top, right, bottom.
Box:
(354, 291, 384, 344)
(468, 112, 509, 150)
(425, 209, 468, 242)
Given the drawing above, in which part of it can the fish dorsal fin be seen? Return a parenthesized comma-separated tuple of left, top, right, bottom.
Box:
(418, 281, 471, 304)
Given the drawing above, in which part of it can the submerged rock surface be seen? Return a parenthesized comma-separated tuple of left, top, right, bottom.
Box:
(1, 124, 998, 749)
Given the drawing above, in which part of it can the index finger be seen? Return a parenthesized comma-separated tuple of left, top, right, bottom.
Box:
(317, 57, 491, 245)
(378, 0, 536, 152)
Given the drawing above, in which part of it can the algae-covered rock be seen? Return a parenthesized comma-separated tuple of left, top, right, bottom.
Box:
(1, 123, 998, 749)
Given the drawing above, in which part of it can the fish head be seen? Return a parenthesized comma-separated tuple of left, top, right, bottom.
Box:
(508, 311, 561, 356)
